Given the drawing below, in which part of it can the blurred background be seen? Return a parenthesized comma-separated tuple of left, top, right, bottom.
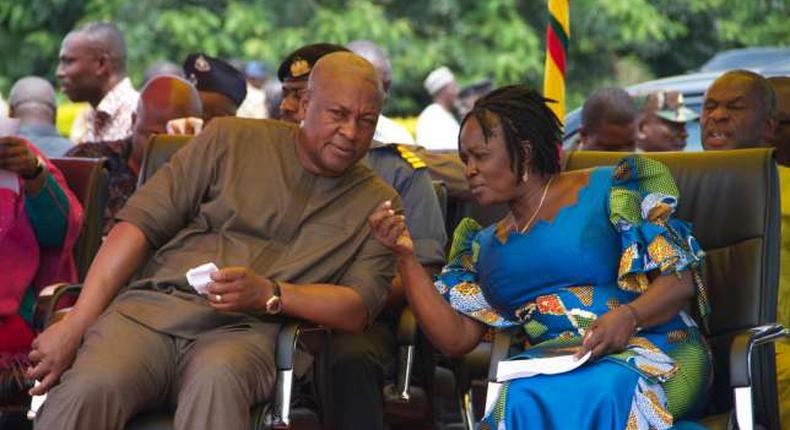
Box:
(0, 0, 787, 120)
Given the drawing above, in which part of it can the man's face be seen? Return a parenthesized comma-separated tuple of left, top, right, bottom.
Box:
(580, 121, 637, 152)
(199, 91, 237, 124)
(638, 115, 689, 152)
(56, 33, 104, 103)
(280, 80, 308, 123)
(298, 77, 381, 176)
(769, 81, 790, 152)
(702, 75, 769, 150)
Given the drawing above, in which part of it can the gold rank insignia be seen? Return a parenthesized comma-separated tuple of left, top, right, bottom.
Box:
(290, 59, 311, 78)
(194, 55, 211, 72)
(396, 145, 427, 169)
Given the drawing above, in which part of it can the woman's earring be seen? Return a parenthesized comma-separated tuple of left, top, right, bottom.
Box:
(521, 170, 529, 183)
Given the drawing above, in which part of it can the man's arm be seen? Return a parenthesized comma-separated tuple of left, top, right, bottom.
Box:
(205, 268, 373, 333)
(28, 222, 151, 394)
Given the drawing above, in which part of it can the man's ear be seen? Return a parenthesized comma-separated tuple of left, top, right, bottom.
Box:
(96, 51, 112, 76)
(297, 90, 310, 121)
(761, 116, 777, 144)
(636, 118, 648, 140)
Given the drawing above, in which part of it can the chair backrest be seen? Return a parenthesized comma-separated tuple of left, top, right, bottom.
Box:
(136, 134, 193, 188)
(50, 157, 110, 280)
(565, 149, 780, 427)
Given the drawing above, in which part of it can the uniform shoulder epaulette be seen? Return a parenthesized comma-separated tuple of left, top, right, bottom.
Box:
(394, 144, 427, 170)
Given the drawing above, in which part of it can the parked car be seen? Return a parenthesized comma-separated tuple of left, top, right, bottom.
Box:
(563, 48, 790, 151)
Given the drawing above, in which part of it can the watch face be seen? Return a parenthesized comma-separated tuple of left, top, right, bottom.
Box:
(266, 296, 282, 314)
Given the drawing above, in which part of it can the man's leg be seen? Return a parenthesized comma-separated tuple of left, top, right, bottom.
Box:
(173, 322, 278, 430)
(330, 319, 397, 430)
(34, 311, 176, 430)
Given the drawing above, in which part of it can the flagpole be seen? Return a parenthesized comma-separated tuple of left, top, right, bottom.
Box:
(543, 0, 570, 128)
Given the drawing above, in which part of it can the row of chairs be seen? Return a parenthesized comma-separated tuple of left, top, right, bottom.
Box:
(37, 139, 787, 429)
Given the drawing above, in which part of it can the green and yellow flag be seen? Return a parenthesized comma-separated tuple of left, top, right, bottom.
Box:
(543, 0, 570, 126)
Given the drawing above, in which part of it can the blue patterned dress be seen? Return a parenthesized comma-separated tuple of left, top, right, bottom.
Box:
(435, 156, 711, 429)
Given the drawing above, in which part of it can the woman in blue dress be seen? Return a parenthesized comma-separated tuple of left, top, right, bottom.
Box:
(369, 85, 711, 429)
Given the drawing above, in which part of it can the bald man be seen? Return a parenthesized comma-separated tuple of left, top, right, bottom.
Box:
(128, 76, 202, 174)
(31, 52, 399, 430)
(66, 75, 202, 234)
(347, 40, 415, 145)
(8, 76, 73, 157)
(578, 87, 638, 152)
(57, 22, 139, 143)
(701, 69, 776, 151)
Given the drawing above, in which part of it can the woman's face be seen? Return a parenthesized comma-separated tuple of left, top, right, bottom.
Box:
(459, 114, 522, 206)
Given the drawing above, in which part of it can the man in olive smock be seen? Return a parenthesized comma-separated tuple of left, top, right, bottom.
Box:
(29, 52, 399, 430)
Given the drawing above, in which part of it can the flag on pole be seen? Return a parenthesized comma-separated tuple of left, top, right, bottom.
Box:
(543, 0, 570, 126)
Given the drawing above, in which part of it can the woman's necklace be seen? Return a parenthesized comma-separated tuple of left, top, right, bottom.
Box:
(519, 176, 555, 233)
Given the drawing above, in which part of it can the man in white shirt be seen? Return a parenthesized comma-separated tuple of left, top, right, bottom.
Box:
(57, 22, 139, 144)
(415, 66, 460, 150)
(347, 40, 415, 145)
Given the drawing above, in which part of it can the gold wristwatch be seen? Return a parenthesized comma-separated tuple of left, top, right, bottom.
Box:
(265, 280, 283, 314)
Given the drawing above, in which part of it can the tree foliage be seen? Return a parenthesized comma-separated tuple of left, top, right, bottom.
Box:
(0, 0, 787, 115)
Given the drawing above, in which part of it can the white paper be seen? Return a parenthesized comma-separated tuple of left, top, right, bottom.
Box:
(495, 350, 591, 381)
(0, 169, 19, 194)
(27, 381, 46, 420)
(186, 262, 219, 294)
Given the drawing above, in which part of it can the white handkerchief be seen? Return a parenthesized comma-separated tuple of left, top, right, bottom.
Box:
(27, 381, 46, 420)
(186, 262, 219, 295)
(0, 169, 19, 194)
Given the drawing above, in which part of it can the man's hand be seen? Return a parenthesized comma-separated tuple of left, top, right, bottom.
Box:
(0, 136, 38, 178)
(368, 200, 413, 258)
(26, 320, 84, 395)
(575, 306, 637, 360)
(206, 267, 273, 312)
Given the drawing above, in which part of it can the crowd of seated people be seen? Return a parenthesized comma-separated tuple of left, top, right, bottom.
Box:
(0, 17, 787, 430)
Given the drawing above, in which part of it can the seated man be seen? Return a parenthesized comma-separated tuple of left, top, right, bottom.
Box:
(67, 75, 203, 234)
(278, 43, 446, 430)
(28, 52, 397, 430)
(635, 91, 698, 152)
(577, 87, 638, 152)
(183, 53, 246, 124)
(8, 76, 74, 157)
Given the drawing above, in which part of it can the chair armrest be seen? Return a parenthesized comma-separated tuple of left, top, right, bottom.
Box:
(33, 283, 83, 330)
(396, 307, 418, 345)
(488, 327, 520, 381)
(384, 307, 419, 403)
(270, 320, 330, 430)
(728, 323, 788, 430)
(729, 323, 788, 387)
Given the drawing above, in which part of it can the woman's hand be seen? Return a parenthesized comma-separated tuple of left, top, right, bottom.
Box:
(575, 306, 637, 360)
(0, 136, 38, 178)
(368, 200, 413, 257)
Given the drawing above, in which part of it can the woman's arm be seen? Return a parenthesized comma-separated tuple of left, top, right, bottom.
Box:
(369, 201, 485, 356)
(398, 252, 486, 356)
(577, 270, 695, 359)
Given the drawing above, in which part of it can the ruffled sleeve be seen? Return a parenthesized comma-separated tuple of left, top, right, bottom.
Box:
(434, 217, 517, 328)
(609, 155, 709, 320)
